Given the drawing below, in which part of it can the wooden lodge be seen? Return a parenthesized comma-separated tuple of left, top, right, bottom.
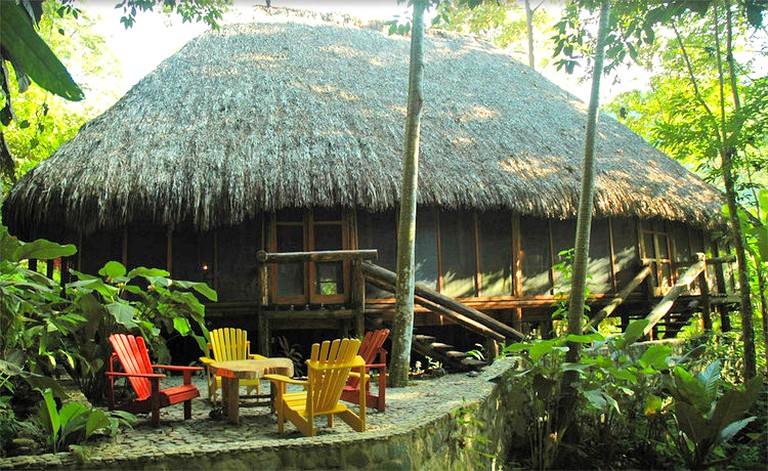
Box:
(1, 9, 737, 363)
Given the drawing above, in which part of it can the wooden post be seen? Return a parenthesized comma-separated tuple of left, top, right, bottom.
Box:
(643, 253, 706, 337)
(352, 259, 366, 338)
(710, 241, 731, 331)
(699, 268, 712, 331)
(258, 261, 269, 355)
(512, 215, 524, 332)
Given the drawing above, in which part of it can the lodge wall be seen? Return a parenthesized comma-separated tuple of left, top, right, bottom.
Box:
(40, 206, 736, 358)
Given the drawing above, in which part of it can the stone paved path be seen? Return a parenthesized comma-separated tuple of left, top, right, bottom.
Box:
(1, 361, 512, 469)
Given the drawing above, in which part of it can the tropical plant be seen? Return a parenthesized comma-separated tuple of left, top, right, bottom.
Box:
(0, 223, 79, 395)
(34, 387, 134, 453)
(661, 361, 761, 469)
(63, 260, 216, 402)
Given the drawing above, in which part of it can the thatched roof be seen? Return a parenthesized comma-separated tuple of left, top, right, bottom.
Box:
(3, 8, 723, 237)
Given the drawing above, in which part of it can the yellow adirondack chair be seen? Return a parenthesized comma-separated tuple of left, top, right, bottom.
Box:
(265, 338, 367, 437)
(199, 328, 266, 405)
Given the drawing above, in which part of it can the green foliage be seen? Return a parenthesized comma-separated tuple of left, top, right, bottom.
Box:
(1, 222, 215, 406)
(664, 361, 761, 469)
(108, 0, 232, 29)
(0, 1, 84, 102)
(34, 387, 134, 453)
(502, 320, 764, 469)
(1, 1, 120, 190)
(64, 260, 215, 401)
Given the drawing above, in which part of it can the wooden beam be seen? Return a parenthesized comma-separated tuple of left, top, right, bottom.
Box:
(361, 261, 524, 341)
(642, 253, 707, 337)
(256, 249, 378, 263)
(413, 295, 506, 342)
(705, 255, 737, 264)
(586, 265, 652, 330)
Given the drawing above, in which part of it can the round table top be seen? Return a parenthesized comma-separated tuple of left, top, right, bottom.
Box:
(209, 357, 294, 379)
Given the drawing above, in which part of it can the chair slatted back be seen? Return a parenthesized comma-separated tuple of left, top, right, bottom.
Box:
(209, 328, 249, 361)
(307, 338, 361, 414)
(109, 333, 153, 400)
(347, 329, 389, 389)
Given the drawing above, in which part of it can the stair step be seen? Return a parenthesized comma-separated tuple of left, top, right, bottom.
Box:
(462, 358, 487, 368)
(413, 334, 437, 343)
(429, 342, 453, 350)
(443, 351, 470, 359)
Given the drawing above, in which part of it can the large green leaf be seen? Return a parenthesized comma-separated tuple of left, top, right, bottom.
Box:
(674, 401, 709, 445)
(709, 378, 762, 437)
(99, 261, 126, 280)
(1, 226, 76, 262)
(618, 319, 649, 348)
(172, 316, 191, 336)
(0, 2, 83, 101)
(640, 344, 672, 370)
(106, 302, 137, 328)
(672, 366, 711, 412)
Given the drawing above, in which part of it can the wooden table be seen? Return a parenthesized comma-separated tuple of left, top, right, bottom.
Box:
(208, 357, 294, 424)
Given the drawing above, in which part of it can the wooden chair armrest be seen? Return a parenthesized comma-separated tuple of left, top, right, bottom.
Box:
(152, 364, 203, 372)
(248, 354, 267, 360)
(106, 371, 166, 379)
(347, 372, 371, 380)
(263, 374, 307, 386)
(366, 362, 387, 370)
(199, 357, 215, 365)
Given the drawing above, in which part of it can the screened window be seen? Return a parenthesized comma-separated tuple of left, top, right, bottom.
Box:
(172, 228, 215, 287)
(358, 210, 397, 298)
(520, 217, 552, 295)
(477, 211, 512, 297)
(588, 219, 613, 295)
(640, 220, 673, 295)
(310, 210, 346, 302)
(440, 210, 477, 298)
(274, 220, 306, 302)
(415, 208, 439, 290)
(217, 218, 262, 302)
(612, 217, 639, 291)
(269, 209, 348, 305)
(128, 223, 167, 271)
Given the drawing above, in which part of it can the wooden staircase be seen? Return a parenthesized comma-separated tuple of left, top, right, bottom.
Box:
(412, 334, 487, 372)
(361, 262, 523, 372)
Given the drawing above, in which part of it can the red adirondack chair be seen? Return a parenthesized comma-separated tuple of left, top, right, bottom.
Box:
(106, 333, 202, 427)
(340, 328, 389, 412)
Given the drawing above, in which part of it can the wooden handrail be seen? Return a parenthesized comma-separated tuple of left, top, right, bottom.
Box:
(586, 265, 652, 330)
(257, 250, 378, 263)
(361, 261, 524, 341)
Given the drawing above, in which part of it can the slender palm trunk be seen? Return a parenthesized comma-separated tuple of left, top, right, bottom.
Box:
(556, 0, 611, 465)
(389, 0, 426, 387)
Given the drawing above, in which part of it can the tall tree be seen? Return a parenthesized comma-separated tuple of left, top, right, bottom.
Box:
(390, 0, 427, 388)
(556, 1, 611, 463)
(554, 0, 767, 380)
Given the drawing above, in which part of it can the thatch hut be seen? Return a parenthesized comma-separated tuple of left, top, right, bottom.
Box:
(2, 9, 735, 357)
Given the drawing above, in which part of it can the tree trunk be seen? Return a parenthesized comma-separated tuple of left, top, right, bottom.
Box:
(756, 261, 768, 378)
(389, 0, 426, 388)
(564, 0, 610, 366)
(556, 0, 610, 465)
(720, 1, 756, 379)
(524, 0, 535, 69)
